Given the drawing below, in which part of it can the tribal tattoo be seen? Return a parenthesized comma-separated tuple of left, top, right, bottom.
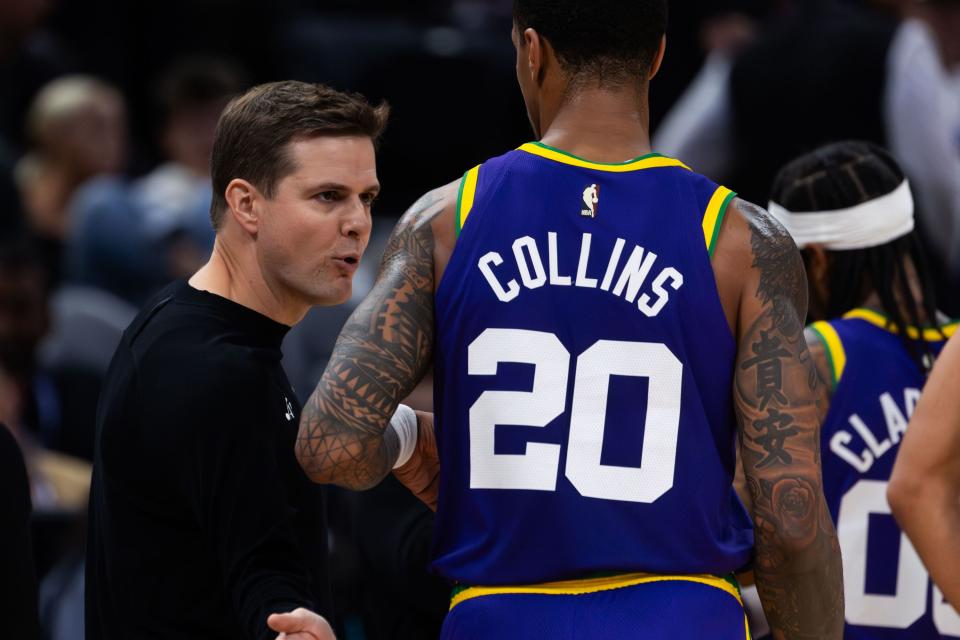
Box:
(733, 200, 844, 639)
(295, 189, 448, 490)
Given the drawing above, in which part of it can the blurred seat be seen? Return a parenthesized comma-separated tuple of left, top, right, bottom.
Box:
(40, 284, 136, 377)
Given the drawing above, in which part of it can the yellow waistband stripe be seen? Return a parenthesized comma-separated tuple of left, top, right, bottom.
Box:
(517, 142, 691, 173)
(456, 165, 481, 236)
(703, 186, 737, 258)
(843, 308, 957, 341)
(809, 321, 846, 387)
(449, 572, 742, 611)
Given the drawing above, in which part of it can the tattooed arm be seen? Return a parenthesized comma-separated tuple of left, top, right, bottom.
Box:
(296, 184, 456, 490)
(804, 328, 834, 425)
(724, 199, 844, 639)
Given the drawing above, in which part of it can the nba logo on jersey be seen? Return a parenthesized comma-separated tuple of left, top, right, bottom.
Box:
(581, 184, 599, 218)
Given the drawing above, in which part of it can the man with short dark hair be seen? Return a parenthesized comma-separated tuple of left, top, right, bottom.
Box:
(85, 80, 388, 640)
(274, 1, 844, 638)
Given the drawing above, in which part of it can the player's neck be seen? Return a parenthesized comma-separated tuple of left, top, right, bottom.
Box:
(859, 259, 931, 326)
(189, 235, 307, 327)
(539, 86, 652, 163)
(858, 293, 932, 328)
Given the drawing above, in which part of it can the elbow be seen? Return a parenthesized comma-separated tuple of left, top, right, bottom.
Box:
(886, 474, 915, 523)
(294, 438, 338, 486)
(887, 458, 930, 524)
(294, 436, 385, 491)
(888, 464, 953, 528)
(340, 475, 382, 492)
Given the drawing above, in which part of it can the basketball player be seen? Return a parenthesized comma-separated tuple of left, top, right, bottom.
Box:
(271, 2, 843, 638)
(767, 141, 959, 638)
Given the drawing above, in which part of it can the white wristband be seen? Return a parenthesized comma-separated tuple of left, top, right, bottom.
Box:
(389, 404, 418, 469)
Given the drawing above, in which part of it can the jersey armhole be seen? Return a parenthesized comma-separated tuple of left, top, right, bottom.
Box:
(808, 321, 846, 389)
(455, 164, 481, 237)
(945, 320, 959, 339)
(702, 186, 737, 258)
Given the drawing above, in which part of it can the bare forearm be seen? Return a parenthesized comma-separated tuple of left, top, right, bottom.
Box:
(889, 332, 960, 607)
(740, 312, 844, 638)
(751, 499, 844, 639)
(892, 478, 960, 608)
(298, 367, 401, 490)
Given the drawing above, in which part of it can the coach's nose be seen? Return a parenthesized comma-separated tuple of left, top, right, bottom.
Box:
(341, 197, 373, 241)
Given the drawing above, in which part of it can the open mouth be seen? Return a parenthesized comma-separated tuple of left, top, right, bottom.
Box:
(333, 255, 360, 271)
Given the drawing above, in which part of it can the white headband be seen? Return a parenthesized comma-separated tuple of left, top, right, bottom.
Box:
(767, 179, 915, 250)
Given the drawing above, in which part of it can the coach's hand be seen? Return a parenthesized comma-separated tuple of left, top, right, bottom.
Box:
(393, 410, 439, 511)
(267, 608, 336, 640)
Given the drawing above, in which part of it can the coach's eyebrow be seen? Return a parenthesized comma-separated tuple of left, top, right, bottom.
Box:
(305, 182, 380, 195)
(307, 182, 351, 193)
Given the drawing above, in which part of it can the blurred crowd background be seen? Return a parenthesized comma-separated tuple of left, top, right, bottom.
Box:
(1, 0, 958, 638)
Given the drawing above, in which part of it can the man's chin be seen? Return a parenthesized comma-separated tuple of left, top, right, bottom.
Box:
(308, 285, 352, 308)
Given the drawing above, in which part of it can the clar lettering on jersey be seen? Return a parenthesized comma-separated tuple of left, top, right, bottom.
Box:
(830, 387, 920, 473)
(477, 232, 683, 317)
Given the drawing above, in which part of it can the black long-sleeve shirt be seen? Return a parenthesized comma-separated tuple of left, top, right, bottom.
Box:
(86, 281, 331, 640)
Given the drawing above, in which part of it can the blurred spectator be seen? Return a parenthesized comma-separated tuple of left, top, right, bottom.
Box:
(0, 241, 91, 640)
(138, 57, 246, 278)
(39, 284, 136, 377)
(886, 1, 960, 311)
(655, 1, 895, 202)
(0, 0, 73, 152)
(655, 0, 960, 314)
(65, 58, 247, 305)
(62, 177, 166, 305)
(0, 422, 42, 639)
(14, 75, 126, 285)
(727, 2, 895, 202)
(0, 239, 100, 464)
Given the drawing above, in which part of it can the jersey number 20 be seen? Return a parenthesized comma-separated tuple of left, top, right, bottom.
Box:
(468, 328, 682, 503)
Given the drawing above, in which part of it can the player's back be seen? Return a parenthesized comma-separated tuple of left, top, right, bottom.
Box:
(810, 310, 960, 638)
(431, 142, 753, 587)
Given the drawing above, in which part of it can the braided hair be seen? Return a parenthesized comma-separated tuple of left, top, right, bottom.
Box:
(770, 141, 941, 373)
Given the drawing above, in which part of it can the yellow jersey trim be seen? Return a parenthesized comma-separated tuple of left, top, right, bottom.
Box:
(703, 186, 737, 258)
(449, 572, 742, 611)
(455, 165, 480, 236)
(517, 142, 691, 173)
(842, 307, 957, 341)
(809, 321, 846, 387)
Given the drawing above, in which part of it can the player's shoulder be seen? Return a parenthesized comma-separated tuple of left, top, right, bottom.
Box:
(804, 324, 836, 396)
(715, 197, 804, 285)
(709, 197, 807, 339)
(453, 144, 548, 194)
(723, 197, 796, 250)
(402, 149, 519, 256)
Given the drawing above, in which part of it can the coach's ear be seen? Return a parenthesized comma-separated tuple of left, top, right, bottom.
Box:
(224, 178, 260, 235)
(649, 34, 667, 80)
